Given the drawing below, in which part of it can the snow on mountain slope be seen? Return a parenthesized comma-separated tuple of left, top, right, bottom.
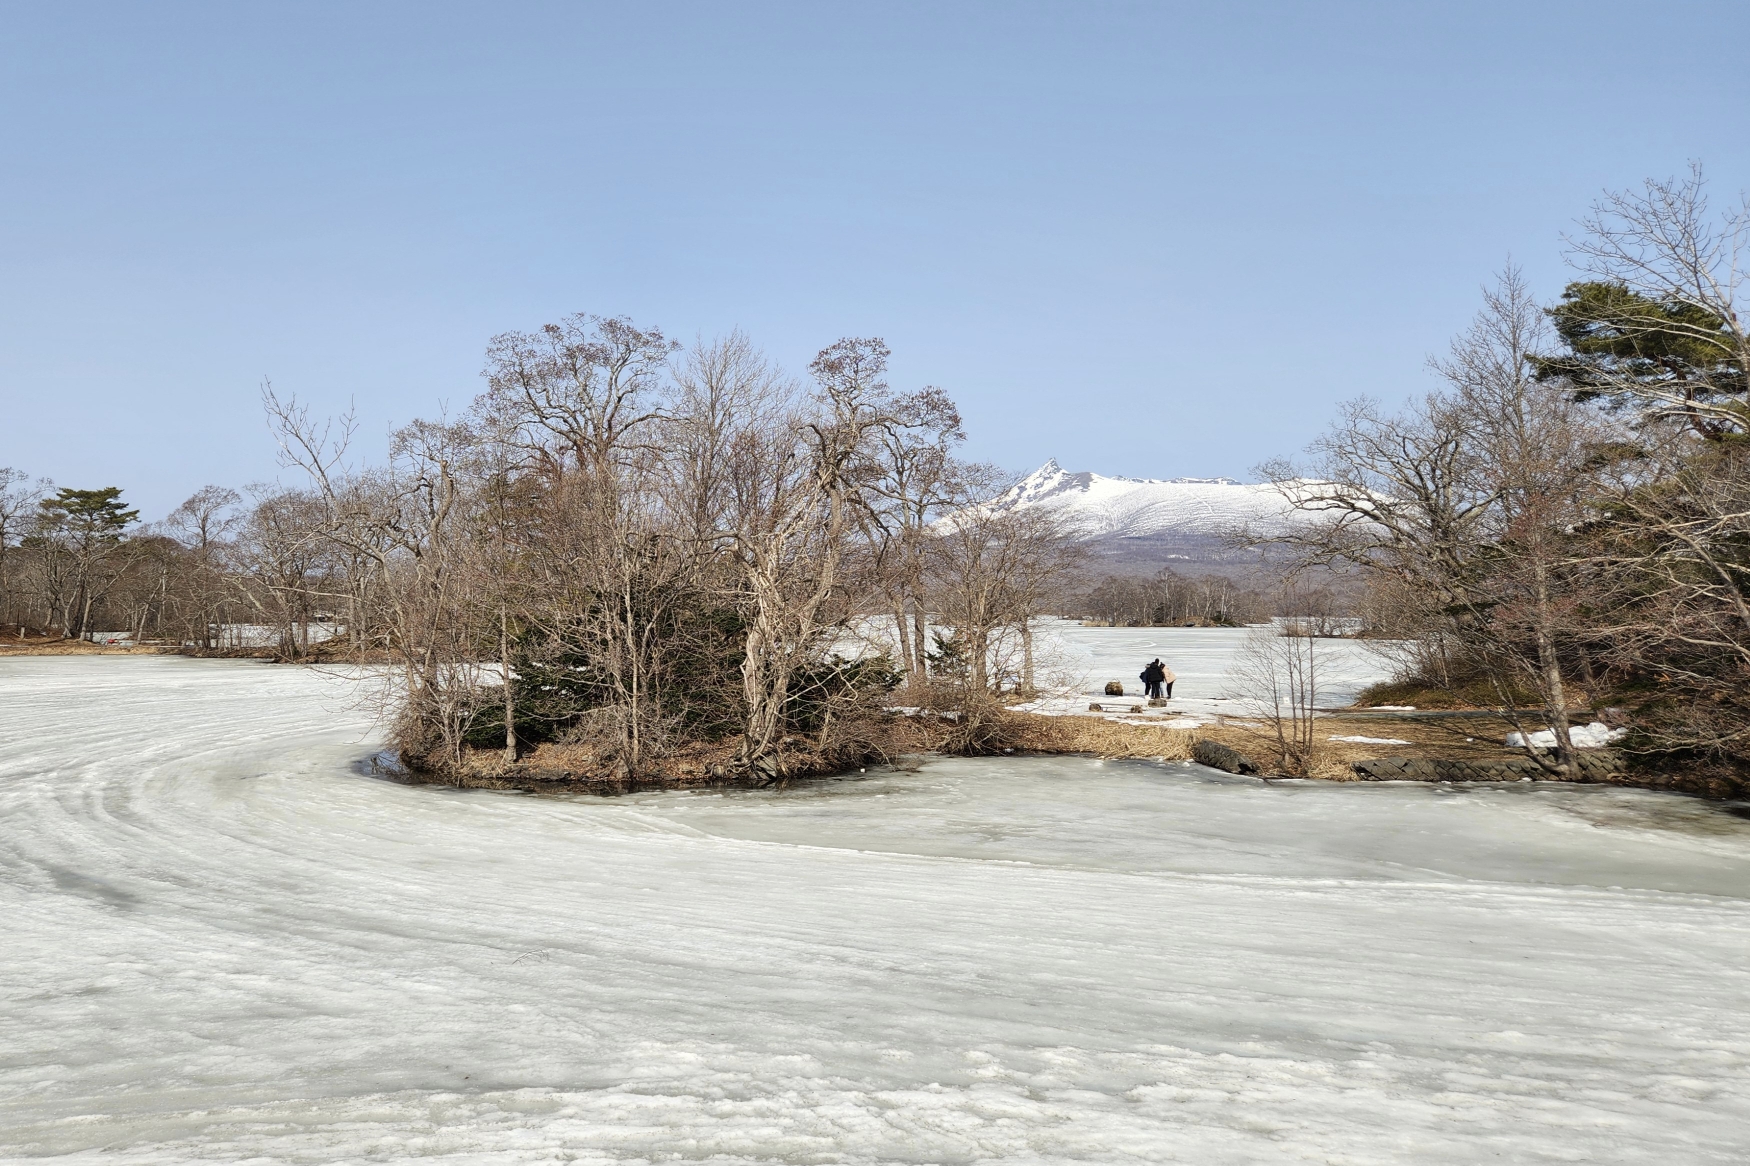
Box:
(990, 459, 1305, 540)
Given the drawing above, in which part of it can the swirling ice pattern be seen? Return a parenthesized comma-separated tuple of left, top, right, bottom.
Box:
(4, 656, 1750, 1164)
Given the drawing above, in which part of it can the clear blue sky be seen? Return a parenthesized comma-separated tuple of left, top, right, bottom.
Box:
(2, 1, 1746, 520)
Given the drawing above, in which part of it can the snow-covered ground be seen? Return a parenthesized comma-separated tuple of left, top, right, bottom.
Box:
(846, 619, 1396, 726)
(1012, 620, 1396, 725)
(1509, 721, 1627, 749)
(5, 656, 1750, 1163)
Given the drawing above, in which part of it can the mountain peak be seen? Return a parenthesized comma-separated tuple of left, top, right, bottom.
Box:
(990, 461, 1303, 539)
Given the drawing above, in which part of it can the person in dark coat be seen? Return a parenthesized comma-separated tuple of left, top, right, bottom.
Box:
(1140, 658, 1175, 700)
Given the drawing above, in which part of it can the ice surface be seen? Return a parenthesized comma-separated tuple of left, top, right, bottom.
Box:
(4, 657, 1750, 1163)
(1011, 620, 1395, 724)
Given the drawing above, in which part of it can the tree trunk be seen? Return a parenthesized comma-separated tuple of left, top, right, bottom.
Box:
(739, 616, 787, 775)
(1533, 559, 1574, 772)
(890, 595, 913, 684)
(970, 626, 990, 693)
(501, 606, 517, 765)
(623, 574, 641, 787)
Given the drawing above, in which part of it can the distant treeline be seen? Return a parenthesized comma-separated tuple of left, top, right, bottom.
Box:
(1069, 568, 1354, 633)
(0, 482, 341, 653)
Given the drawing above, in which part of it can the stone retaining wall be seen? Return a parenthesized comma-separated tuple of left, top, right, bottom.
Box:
(1352, 752, 1626, 783)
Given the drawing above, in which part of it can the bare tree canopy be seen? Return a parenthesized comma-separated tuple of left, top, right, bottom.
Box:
(1254, 168, 1750, 789)
(0, 322, 1041, 787)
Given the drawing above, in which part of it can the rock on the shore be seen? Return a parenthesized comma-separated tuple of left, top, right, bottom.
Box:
(1193, 738, 1259, 775)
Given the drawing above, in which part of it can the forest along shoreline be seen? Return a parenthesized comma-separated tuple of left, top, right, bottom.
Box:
(2, 632, 1714, 799)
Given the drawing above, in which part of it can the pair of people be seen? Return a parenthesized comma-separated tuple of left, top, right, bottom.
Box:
(1140, 658, 1175, 700)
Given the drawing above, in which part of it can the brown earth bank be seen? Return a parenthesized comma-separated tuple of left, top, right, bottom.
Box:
(397, 705, 1749, 801)
(0, 628, 175, 655)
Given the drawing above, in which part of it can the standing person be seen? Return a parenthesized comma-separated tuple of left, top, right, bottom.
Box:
(1158, 659, 1176, 700)
(1140, 659, 1164, 699)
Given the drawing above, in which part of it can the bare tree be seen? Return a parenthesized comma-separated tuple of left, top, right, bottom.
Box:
(230, 486, 329, 656)
(261, 384, 494, 770)
(477, 315, 692, 785)
(1227, 624, 1322, 774)
(481, 314, 678, 478)
(162, 485, 243, 648)
(1082, 568, 1271, 628)
(1439, 269, 1611, 768)
(0, 468, 49, 634)
(665, 331, 785, 544)
(925, 466, 1082, 702)
(1264, 270, 1609, 772)
(1583, 437, 1750, 757)
(723, 338, 892, 779)
(864, 387, 964, 683)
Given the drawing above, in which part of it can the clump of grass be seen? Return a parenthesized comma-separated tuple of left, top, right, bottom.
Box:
(999, 711, 1194, 761)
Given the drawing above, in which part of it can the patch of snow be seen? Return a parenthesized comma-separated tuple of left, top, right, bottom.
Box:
(1329, 735, 1413, 745)
(1506, 721, 1626, 749)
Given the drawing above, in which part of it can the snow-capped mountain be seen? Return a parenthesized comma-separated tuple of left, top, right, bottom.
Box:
(990, 459, 1304, 541)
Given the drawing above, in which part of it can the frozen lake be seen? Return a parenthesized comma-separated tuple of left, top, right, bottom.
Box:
(4, 656, 1750, 1163)
(1014, 620, 1395, 722)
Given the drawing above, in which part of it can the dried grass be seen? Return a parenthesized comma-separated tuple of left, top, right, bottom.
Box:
(1303, 754, 1364, 782)
(1001, 711, 1194, 761)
